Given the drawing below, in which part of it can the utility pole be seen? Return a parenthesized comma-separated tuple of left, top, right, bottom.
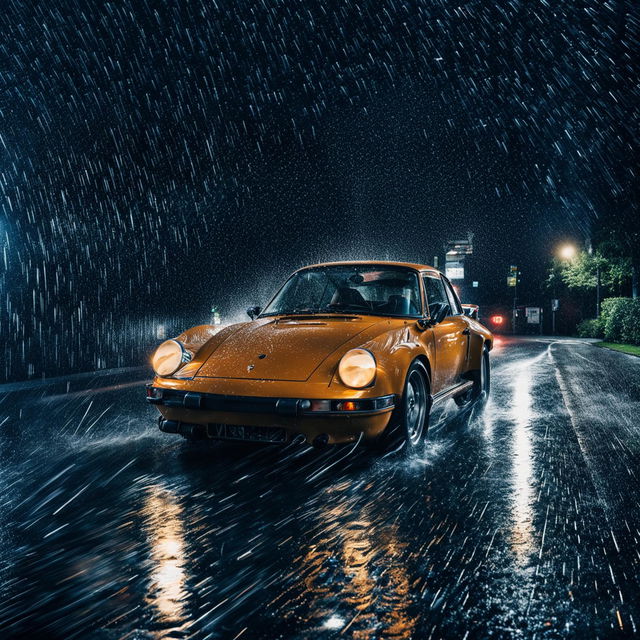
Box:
(508, 265, 518, 334)
(588, 239, 601, 318)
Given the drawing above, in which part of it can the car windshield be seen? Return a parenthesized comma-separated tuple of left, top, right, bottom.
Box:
(262, 265, 422, 318)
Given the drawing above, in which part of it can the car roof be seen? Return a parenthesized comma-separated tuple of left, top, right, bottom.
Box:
(296, 260, 440, 273)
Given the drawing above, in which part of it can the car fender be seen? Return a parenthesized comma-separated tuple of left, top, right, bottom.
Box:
(462, 321, 493, 371)
(325, 322, 435, 396)
(170, 322, 249, 378)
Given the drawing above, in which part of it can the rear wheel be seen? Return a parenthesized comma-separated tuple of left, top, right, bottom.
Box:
(454, 345, 490, 407)
(376, 361, 430, 454)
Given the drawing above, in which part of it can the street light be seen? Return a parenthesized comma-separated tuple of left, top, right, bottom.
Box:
(552, 243, 577, 335)
(558, 244, 577, 261)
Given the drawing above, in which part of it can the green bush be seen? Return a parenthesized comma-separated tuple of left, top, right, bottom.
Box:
(600, 297, 640, 345)
(576, 317, 604, 339)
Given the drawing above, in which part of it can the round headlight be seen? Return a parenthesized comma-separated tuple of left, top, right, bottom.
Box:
(338, 349, 376, 388)
(152, 339, 188, 377)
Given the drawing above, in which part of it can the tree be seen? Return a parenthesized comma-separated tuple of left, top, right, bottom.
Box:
(600, 0, 640, 297)
(548, 249, 632, 302)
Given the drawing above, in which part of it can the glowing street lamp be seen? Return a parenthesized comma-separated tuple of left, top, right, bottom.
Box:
(558, 244, 577, 261)
(552, 243, 578, 334)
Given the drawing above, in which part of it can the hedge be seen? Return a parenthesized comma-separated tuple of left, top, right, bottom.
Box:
(578, 298, 640, 344)
(576, 317, 604, 339)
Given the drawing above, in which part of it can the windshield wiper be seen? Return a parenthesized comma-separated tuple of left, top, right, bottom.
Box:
(323, 304, 370, 314)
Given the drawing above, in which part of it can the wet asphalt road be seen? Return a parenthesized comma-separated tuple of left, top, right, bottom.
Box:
(1, 336, 640, 639)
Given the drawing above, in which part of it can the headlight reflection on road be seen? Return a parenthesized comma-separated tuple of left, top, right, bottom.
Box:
(296, 498, 416, 639)
(510, 360, 536, 562)
(142, 484, 189, 625)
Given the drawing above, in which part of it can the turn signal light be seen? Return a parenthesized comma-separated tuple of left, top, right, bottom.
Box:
(336, 401, 359, 411)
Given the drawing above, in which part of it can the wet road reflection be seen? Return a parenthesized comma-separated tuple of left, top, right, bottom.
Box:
(509, 354, 538, 563)
(1, 337, 640, 638)
(143, 483, 189, 626)
(285, 486, 415, 639)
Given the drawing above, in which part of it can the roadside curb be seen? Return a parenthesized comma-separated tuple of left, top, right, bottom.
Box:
(0, 366, 152, 399)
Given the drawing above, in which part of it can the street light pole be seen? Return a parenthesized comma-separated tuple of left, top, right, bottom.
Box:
(554, 243, 578, 336)
(512, 272, 517, 335)
(596, 263, 601, 317)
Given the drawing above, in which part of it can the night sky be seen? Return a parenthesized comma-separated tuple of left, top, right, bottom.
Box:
(1, 0, 637, 380)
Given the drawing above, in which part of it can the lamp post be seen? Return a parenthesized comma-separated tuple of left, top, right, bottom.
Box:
(596, 262, 601, 317)
(554, 243, 577, 335)
(586, 241, 602, 318)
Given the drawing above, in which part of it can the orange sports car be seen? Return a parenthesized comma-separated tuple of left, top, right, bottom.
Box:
(146, 261, 492, 452)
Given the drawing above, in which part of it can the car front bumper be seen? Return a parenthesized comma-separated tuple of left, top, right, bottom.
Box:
(146, 384, 396, 445)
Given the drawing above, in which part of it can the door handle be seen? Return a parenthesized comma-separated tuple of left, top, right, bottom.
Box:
(461, 328, 470, 335)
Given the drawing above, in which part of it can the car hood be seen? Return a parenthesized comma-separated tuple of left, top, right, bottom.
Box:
(195, 316, 377, 381)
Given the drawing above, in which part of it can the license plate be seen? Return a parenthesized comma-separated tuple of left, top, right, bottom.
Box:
(208, 423, 287, 443)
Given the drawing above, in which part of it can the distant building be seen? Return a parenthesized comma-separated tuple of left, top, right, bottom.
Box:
(443, 233, 476, 304)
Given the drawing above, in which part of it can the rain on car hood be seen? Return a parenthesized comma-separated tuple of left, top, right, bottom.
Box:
(195, 316, 376, 381)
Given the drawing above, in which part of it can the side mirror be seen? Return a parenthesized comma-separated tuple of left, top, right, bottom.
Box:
(417, 304, 449, 329)
(430, 303, 449, 325)
(246, 306, 262, 320)
(462, 305, 479, 320)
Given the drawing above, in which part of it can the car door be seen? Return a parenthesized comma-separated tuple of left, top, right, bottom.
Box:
(441, 276, 472, 380)
(422, 274, 469, 394)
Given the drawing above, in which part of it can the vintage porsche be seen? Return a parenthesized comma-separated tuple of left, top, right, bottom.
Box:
(146, 261, 492, 452)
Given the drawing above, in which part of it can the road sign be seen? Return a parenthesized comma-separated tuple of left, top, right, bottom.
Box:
(472, 281, 479, 288)
(507, 276, 517, 287)
(552, 299, 559, 311)
(525, 307, 541, 324)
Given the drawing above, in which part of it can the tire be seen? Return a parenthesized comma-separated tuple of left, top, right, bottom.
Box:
(454, 345, 490, 407)
(376, 360, 430, 454)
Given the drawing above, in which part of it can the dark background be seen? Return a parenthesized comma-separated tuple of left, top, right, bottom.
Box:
(1, 0, 636, 381)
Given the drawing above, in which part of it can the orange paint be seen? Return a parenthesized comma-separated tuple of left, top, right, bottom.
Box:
(149, 261, 493, 445)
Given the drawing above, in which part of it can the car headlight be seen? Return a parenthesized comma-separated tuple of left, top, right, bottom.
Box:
(152, 339, 191, 377)
(338, 349, 376, 388)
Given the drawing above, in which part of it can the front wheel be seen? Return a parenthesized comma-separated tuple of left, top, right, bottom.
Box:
(376, 361, 430, 454)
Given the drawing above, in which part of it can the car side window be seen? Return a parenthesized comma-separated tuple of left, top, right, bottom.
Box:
(442, 278, 463, 315)
(423, 275, 451, 317)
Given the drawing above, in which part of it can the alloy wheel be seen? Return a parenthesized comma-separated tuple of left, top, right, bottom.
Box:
(405, 369, 427, 445)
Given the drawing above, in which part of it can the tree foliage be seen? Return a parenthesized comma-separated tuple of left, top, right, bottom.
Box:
(548, 250, 631, 294)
